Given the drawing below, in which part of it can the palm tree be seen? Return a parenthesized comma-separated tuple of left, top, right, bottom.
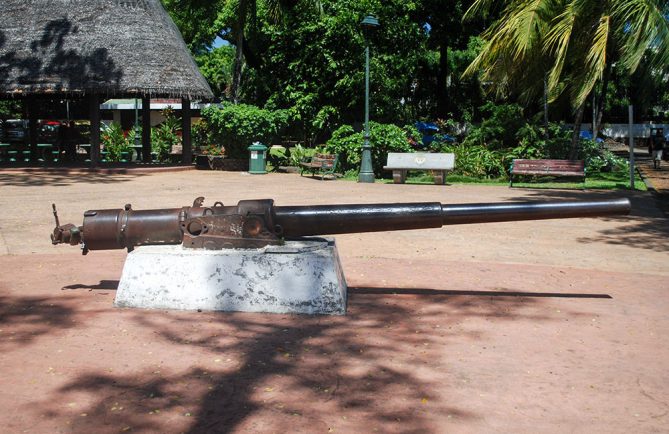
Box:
(464, 0, 669, 157)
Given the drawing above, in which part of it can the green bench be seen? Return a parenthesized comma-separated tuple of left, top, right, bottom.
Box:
(299, 153, 339, 180)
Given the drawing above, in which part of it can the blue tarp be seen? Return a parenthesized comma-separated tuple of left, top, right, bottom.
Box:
(579, 130, 604, 143)
(415, 121, 439, 133)
(579, 130, 593, 140)
(415, 121, 455, 146)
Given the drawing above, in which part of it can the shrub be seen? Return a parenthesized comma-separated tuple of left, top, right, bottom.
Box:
(192, 119, 214, 150)
(578, 140, 628, 172)
(201, 104, 289, 159)
(462, 103, 525, 150)
(287, 144, 317, 167)
(200, 143, 226, 156)
(512, 122, 627, 173)
(324, 122, 415, 176)
(151, 107, 181, 162)
(101, 122, 131, 162)
(442, 143, 506, 178)
(266, 146, 290, 171)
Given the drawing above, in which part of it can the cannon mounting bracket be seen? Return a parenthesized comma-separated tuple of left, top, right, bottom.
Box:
(181, 199, 284, 250)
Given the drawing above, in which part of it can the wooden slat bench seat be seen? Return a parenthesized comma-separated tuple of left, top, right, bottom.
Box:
(299, 153, 339, 180)
(510, 159, 586, 187)
(383, 152, 455, 184)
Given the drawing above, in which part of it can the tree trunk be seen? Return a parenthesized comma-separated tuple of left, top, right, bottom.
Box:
(436, 43, 449, 118)
(229, 0, 248, 103)
(543, 73, 549, 128)
(593, 61, 612, 139)
(569, 102, 586, 159)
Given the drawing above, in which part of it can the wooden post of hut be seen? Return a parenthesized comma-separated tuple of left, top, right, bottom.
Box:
(181, 97, 192, 165)
(27, 97, 38, 162)
(142, 97, 151, 163)
(89, 95, 100, 167)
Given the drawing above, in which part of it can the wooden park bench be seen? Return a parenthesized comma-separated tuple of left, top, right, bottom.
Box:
(509, 159, 586, 187)
(383, 152, 455, 184)
(299, 153, 339, 180)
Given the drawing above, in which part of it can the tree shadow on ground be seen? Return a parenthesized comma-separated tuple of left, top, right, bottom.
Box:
(33, 285, 594, 433)
(0, 295, 80, 350)
(505, 189, 669, 253)
(0, 171, 143, 187)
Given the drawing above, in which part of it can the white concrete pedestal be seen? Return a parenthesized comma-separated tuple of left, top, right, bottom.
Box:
(114, 238, 347, 315)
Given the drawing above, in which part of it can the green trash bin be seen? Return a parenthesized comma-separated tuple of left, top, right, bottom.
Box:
(248, 142, 268, 174)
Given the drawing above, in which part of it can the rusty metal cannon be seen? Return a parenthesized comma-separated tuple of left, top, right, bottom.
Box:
(51, 196, 631, 254)
(50, 196, 632, 314)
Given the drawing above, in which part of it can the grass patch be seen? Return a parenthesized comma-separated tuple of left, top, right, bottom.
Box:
(340, 170, 646, 190)
(504, 171, 646, 190)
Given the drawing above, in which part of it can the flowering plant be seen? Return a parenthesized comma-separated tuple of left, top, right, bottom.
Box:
(200, 144, 226, 156)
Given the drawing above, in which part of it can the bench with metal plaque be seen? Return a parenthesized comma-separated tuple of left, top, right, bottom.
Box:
(510, 159, 586, 187)
(383, 152, 455, 184)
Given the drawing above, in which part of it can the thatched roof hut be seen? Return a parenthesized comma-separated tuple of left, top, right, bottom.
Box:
(0, 0, 213, 166)
(0, 0, 213, 100)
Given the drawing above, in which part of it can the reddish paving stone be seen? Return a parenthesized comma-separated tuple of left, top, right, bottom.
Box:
(0, 170, 667, 433)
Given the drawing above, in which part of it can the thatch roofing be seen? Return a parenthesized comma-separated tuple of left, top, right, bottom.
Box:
(0, 0, 213, 100)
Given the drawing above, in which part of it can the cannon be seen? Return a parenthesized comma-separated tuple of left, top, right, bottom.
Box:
(50, 196, 631, 314)
(51, 196, 631, 253)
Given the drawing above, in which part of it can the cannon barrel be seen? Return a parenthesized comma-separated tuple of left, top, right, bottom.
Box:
(273, 198, 631, 236)
(51, 198, 631, 252)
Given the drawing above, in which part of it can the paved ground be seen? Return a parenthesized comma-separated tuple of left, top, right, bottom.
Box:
(1, 169, 668, 433)
(611, 144, 669, 214)
(637, 156, 669, 196)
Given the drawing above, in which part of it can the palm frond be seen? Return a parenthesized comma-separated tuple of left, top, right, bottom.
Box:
(510, 0, 550, 61)
(612, 0, 669, 73)
(463, 0, 499, 22)
(543, 3, 577, 94)
(264, 0, 282, 22)
(571, 15, 610, 105)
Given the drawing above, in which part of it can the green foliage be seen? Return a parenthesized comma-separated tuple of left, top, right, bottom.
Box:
(101, 123, 132, 162)
(200, 143, 226, 156)
(266, 146, 289, 170)
(192, 119, 214, 150)
(201, 104, 289, 159)
(512, 122, 572, 160)
(160, 0, 226, 52)
(442, 142, 506, 178)
(0, 100, 22, 119)
(151, 107, 182, 162)
(578, 140, 628, 173)
(462, 102, 525, 150)
(241, 0, 437, 141)
(194, 45, 235, 98)
(324, 122, 415, 176)
(165, 0, 668, 151)
(514, 122, 627, 171)
(286, 145, 317, 167)
(465, 0, 669, 109)
(438, 105, 628, 178)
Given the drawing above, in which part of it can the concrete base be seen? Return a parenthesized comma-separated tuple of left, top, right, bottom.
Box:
(114, 238, 347, 315)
